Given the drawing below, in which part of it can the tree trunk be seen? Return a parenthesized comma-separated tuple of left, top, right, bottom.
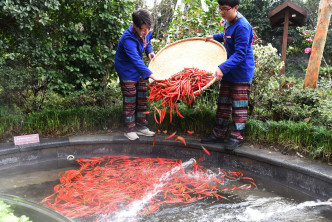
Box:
(303, 0, 331, 89)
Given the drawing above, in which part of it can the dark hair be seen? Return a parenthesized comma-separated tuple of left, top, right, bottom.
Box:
(132, 9, 152, 29)
(217, 0, 240, 7)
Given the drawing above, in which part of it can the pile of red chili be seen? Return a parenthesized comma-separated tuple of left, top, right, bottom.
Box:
(147, 67, 214, 123)
(41, 155, 256, 218)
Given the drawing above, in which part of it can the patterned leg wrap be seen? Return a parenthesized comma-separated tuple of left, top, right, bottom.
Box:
(120, 78, 148, 133)
(213, 80, 251, 141)
(213, 81, 232, 139)
(136, 78, 148, 129)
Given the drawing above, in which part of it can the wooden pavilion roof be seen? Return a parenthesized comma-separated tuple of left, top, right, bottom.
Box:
(268, 0, 307, 28)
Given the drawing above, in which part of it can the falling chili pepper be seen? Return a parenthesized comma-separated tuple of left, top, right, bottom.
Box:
(187, 130, 194, 135)
(201, 146, 210, 155)
(174, 136, 186, 146)
(165, 132, 176, 140)
(152, 137, 156, 148)
(154, 113, 159, 124)
(175, 105, 184, 118)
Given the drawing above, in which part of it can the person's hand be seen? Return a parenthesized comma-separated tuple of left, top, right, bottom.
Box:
(148, 52, 155, 60)
(214, 67, 223, 81)
(149, 74, 164, 81)
(205, 35, 214, 41)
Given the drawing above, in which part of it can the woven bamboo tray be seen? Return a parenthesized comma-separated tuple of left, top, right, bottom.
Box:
(148, 37, 227, 93)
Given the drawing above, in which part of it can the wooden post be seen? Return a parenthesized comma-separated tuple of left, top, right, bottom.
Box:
(303, 0, 331, 88)
(280, 9, 290, 75)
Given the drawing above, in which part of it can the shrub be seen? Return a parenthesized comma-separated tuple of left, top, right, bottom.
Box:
(249, 43, 284, 114)
(166, 0, 222, 42)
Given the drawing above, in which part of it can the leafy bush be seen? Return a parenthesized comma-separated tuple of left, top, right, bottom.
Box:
(0, 63, 50, 113)
(249, 43, 284, 114)
(166, 0, 222, 42)
(43, 78, 122, 109)
(0, 0, 135, 110)
(248, 43, 331, 129)
(0, 201, 32, 222)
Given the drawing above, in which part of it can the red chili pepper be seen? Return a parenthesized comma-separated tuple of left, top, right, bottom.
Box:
(250, 181, 257, 187)
(174, 136, 186, 146)
(154, 112, 159, 124)
(152, 137, 156, 148)
(147, 68, 214, 124)
(175, 105, 184, 118)
(241, 177, 254, 181)
(196, 155, 205, 163)
(42, 155, 253, 218)
(187, 130, 194, 135)
(201, 146, 210, 155)
(165, 132, 176, 140)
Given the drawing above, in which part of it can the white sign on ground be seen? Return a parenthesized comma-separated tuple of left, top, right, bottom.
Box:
(14, 134, 40, 146)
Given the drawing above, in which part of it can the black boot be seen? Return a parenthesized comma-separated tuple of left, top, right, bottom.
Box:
(201, 134, 224, 144)
(225, 139, 241, 150)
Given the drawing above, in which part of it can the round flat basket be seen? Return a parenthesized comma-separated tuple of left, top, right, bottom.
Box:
(148, 37, 227, 93)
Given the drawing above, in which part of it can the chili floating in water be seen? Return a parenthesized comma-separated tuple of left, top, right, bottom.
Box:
(41, 155, 256, 219)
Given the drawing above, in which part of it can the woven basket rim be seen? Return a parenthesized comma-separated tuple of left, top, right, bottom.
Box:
(153, 37, 225, 58)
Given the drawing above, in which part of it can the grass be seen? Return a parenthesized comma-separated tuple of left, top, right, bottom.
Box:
(246, 119, 332, 162)
(0, 106, 123, 138)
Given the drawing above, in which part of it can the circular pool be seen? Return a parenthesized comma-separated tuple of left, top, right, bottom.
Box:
(0, 133, 331, 221)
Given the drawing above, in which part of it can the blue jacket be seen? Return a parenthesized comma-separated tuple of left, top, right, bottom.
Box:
(115, 24, 154, 81)
(213, 13, 255, 82)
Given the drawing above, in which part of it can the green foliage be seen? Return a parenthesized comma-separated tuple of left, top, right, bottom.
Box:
(297, 26, 332, 76)
(0, 0, 135, 110)
(151, 0, 176, 39)
(246, 118, 332, 162)
(166, 0, 222, 42)
(0, 64, 49, 113)
(239, 0, 273, 45)
(251, 72, 332, 128)
(47, 0, 135, 93)
(43, 79, 123, 109)
(249, 43, 331, 129)
(265, 81, 321, 121)
(0, 106, 123, 139)
(249, 43, 284, 113)
(0, 200, 32, 222)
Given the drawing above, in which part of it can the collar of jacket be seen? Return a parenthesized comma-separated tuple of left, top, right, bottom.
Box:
(224, 11, 242, 29)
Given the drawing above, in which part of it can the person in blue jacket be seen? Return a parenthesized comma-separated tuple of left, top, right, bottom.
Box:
(201, 0, 255, 150)
(115, 9, 162, 141)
